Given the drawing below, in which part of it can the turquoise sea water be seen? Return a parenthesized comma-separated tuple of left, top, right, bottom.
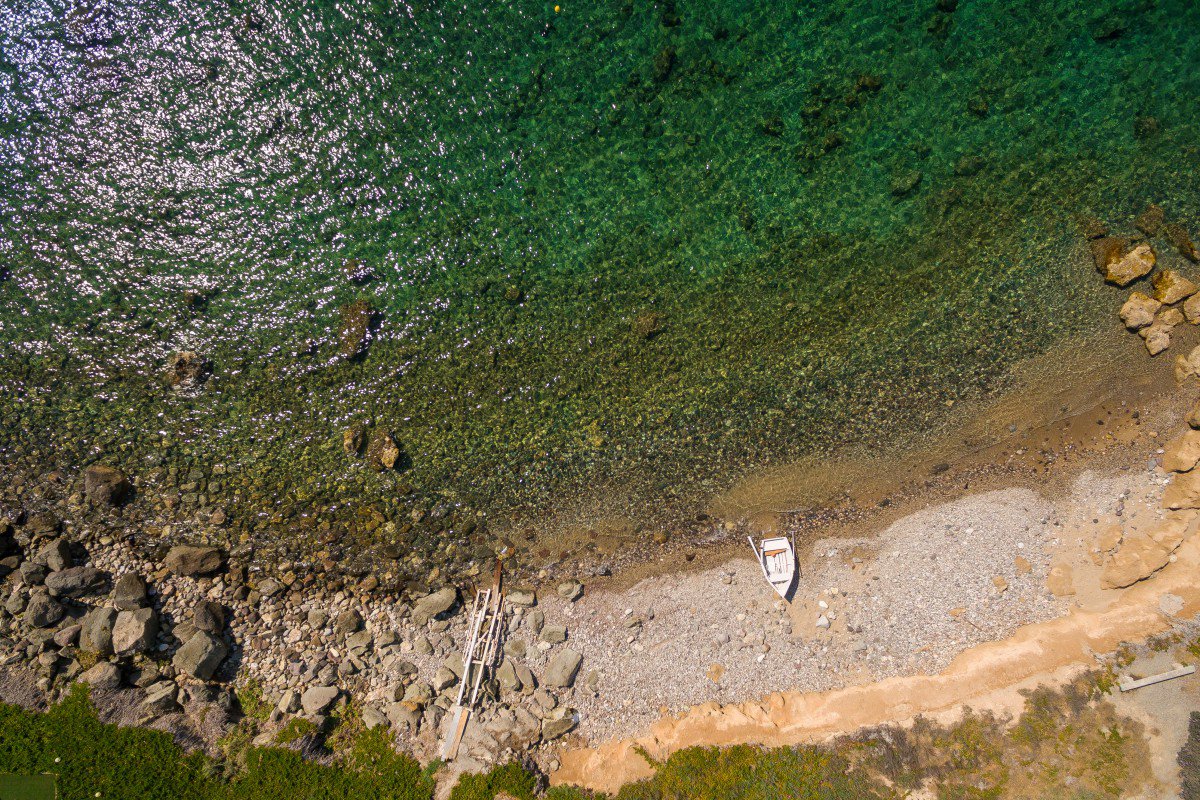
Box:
(1, 0, 1199, 565)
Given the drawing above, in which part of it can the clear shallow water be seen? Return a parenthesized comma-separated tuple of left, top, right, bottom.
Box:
(1, 0, 1198, 562)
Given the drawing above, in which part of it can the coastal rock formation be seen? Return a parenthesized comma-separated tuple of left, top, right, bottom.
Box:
(1163, 431, 1200, 473)
(1163, 470, 1200, 509)
(163, 545, 224, 576)
(83, 465, 131, 507)
(1119, 292, 1160, 329)
(1101, 534, 1171, 589)
(1152, 269, 1197, 305)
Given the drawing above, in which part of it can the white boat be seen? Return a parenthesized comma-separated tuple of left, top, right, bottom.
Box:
(747, 534, 797, 600)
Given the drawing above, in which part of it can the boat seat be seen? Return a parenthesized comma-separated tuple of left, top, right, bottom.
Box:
(762, 548, 787, 557)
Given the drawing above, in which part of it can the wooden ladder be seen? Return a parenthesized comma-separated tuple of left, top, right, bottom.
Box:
(440, 562, 504, 761)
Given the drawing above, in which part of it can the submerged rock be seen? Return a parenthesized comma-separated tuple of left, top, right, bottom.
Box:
(633, 311, 665, 340)
(1165, 223, 1199, 263)
(342, 425, 366, 457)
(366, 429, 403, 471)
(165, 351, 211, 388)
(1134, 203, 1165, 236)
(890, 170, 922, 197)
(83, 465, 131, 507)
(338, 300, 377, 359)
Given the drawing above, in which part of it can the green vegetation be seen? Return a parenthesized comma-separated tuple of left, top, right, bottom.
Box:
(0, 685, 432, 800)
(0, 774, 56, 800)
(0, 680, 1155, 800)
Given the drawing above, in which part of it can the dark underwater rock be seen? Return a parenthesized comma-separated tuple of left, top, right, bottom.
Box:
(338, 300, 377, 359)
(84, 465, 131, 507)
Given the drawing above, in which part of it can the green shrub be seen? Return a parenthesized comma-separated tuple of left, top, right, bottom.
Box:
(449, 761, 539, 800)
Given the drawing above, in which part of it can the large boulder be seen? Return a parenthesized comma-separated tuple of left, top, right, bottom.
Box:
(1164, 470, 1200, 509)
(300, 685, 339, 715)
(411, 587, 457, 626)
(79, 662, 121, 690)
(141, 681, 180, 715)
(173, 631, 229, 680)
(163, 545, 223, 576)
(543, 648, 582, 688)
(80, 607, 117, 655)
(1094, 239, 1154, 286)
(112, 607, 158, 655)
(36, 539, 72, 572)
(45, 566, 107, 597)
(1152, 269, 1198, 305)
(23, 593, 64, 628)
(1119, 292, 1161, 330)
(385, 701, 422, 732)
(83, 465, 132, 507)
(193, 601, 226, 634)
(541, 707, 578, 741)
(113, 573, 149, 610)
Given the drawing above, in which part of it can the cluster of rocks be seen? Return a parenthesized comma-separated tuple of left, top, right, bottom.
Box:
(2, 468, 595, 771)
(1093, 203, 1200, 355)
(0, 468, 234, 725)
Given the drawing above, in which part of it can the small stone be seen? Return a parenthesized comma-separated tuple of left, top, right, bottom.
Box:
(556, 580, 584, 602)
(1135, 203, 1165, 236)
(334, 608, 363, 635)
(541, 707, 577, 741)
(366, 429, 404, 472)
(342, 426, 366, 457)
(1014, 556, 1032, 574)
(889, 170, 922, 197)
(992, 576, 1009, 593)
(815, 615, 830, 629)
(1166, 223, 1200, 263)
(1119, 292, 1161, 330)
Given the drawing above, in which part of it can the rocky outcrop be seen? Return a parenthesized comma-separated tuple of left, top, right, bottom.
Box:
(1163, 431, 1200, 473)
(163, 545, 223, 576)
(1101, 534, 1172, 589)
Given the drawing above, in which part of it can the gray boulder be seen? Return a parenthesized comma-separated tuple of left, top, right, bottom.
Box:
(334, 609, 363, 635)
(300, 685, 339, 715)
(53, 624, 82, 648)
(79, 661, 122, 690)
(385, 701, 422, 732)
(507, 588, 537, 607)
(19, 561, 48, 586)
(277, 689, 300, 714)
(541, 707, 578, 741)
(36, 539, 72, 572)
(80, 607, 117, 655)
(113, 607, 158, 655)
(540, 624, 568, 645)
(556, 580, 584, 601)
(496, 659, 521, 693)
(142, 681, 180, 714)
(23, 593, 64, 628)
(543, 648, 582, 688)
(113, 573, 149, 610)
(83, 465, 132, 507)
(45, 566, 107, 597)
(163, 545, 223, 576)
(402, 682, 434, 705)
(192, 601, 226, 634)
(411, 587, 457, 626)
(361, 705, 389, 730)
(432, 667, 457, 692)
(173, 631, 229, 680)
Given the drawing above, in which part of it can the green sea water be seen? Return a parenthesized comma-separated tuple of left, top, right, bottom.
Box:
(1, 0, 1198, 565)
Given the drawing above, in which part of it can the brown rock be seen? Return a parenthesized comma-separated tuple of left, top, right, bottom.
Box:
(1175, 345, 1200, 382)
(1185, 294, 1200, 324)
(992, 575, 1008, 593)
(1140, 322, 1171, 355)
(1163, 470, 1200, 509)
(1166, 223, 1199, 263)
(1189, 399, 1200, 429)
(1099, 242, 1155, 286)
(166, 351, 211, 388)
(1119, 292, 1161, 330)
(366, 429, 403, 471)
(1163, 430, 1200, 472)
(1135, 203, 1165, 236)
(1148, 510, 1197, 553)
(1095, 524, 1123, 554)
(1101, 534, 1171, 589)
(1092, 236, 1128, 273)
(1046, 564, 1075, 597)
(342, 425, 366, 457)
(1014, 556, 1032, 574)
(1152, 269, 1197, 305)
(633, 311, 665, 340)
(83, 465, 132, 507)
(338, 300, 376, 359)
